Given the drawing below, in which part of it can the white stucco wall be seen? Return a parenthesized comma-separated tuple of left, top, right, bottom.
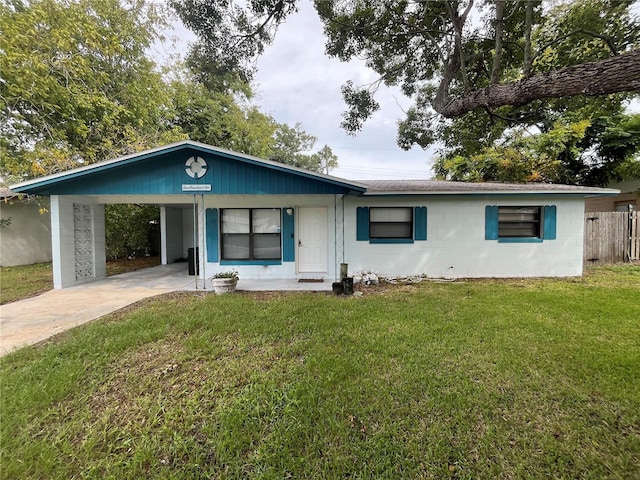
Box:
(0, 199, 52, 266)
(41, 191, 588, 288)
(343, 195, 585, 278)
(182, 206, 196, 259)
(160, 206, 184, 264)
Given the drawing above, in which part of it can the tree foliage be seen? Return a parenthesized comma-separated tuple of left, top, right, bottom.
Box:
(104, 204, 159, 260)
(0, 0, 184, 182)
(168, 0, 298, 95)
(434, 114, 640, 185)
(169, 77, 277, 158)
(269, 123, 339, 173)
(1, 0, 339, 183)
(171, 0, 639, 184)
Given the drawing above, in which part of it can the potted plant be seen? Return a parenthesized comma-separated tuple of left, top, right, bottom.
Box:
(210, 270, 239, 294)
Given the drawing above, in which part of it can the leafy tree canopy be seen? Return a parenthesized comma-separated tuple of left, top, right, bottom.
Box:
(434, 113, 640, 186)
(0, 0, 339, 182)
(168, 75, 339, 173)
(171, 0, 639, 184)
(0, 0, 185, 183)
(269, 123, 339, 173)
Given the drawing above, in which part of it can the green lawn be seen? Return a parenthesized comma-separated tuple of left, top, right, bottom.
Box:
(0, 262, 53, 304)
(0, 256, 161, 304)
(1, 267, 639, 479)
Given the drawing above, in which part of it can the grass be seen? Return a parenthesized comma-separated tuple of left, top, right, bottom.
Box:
(0, 256, 160, 304)
(0, 262, 53, 304)
(1, 267, 639, 479)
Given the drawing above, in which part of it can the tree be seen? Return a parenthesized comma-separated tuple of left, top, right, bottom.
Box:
(170, 0, 639, 183)
(317, 0, 639, 140)
(0, 0, 182, 182)
(434, 114, 640, 186)
(168, 73, 339, 173)
(269, 123, 339, 173)
(169, 77, 277, 158)
(314, 145, 339, 174)
(104, 204, 160, 260)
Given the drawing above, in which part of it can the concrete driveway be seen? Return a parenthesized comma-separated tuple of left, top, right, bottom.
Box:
(0, 263, 196, 356)
(0, 264, 332, 356)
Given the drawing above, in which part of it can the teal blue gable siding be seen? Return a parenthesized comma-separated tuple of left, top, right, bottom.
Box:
(19, 148, 362, 196)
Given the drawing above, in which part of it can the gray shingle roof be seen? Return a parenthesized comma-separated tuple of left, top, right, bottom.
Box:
(360, 179, 619, 196)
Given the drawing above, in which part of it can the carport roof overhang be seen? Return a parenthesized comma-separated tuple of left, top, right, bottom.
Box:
(10, 140, 368, 197)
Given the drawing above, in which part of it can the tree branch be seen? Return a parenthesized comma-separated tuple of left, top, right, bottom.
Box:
(445, 1, 474, 91)
(523, 0, 534, 76)
(491, 0, 504, 85)
(433, 50, 640, 118)
(236, 0, 287, 39)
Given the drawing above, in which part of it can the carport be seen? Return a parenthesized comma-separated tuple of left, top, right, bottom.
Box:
(10, 141, 365, 289)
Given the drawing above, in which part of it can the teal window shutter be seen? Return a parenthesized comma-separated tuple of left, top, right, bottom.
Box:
(357, 207, 369, 241)
(282, 208, 295, 262)
(485, 205, 499, 240)
(414, 207, 427, 241)
(543, 205, 557, 240)
(206, 208, 219, 262)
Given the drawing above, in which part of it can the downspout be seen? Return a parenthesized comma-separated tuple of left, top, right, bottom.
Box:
(193, 194, 198, 289)
(341, 194, 345, 264)
(334, 194, 338, 280)
(201, 193, 206, 289)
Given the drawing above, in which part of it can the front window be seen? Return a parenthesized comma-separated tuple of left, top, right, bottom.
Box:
(498, 206, 542, 238)
(221, 208, 281, 260)
(369, 207, 413, 239)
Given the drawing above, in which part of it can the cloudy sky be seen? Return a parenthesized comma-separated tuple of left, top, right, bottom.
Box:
(159, 1, 437, 180)
(252, 1, 436, 180)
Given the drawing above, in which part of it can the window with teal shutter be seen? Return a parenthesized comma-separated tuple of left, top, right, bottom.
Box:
(357, 206, 427, 243)
(485, 205, 557, 242)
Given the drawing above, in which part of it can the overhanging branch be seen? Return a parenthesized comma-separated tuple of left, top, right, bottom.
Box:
(433, 50, 640, 118)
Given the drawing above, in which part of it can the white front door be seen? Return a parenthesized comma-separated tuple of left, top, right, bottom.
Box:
(298, 207, 328, 273)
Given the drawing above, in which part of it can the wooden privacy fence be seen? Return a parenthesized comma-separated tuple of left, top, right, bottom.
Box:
(584, 211, 640, 264)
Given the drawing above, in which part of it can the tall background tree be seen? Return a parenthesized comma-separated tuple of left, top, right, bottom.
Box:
(1, 0, 339, 259)
(170, 0, 639, 185)
(1, 0, 340, 183)
(0, 0, 185, 183)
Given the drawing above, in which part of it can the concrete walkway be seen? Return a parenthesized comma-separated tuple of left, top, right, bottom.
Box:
(0, 264, 331, 356)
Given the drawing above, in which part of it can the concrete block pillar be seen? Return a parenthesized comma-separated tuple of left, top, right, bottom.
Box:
(50, 196, 105, 289)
